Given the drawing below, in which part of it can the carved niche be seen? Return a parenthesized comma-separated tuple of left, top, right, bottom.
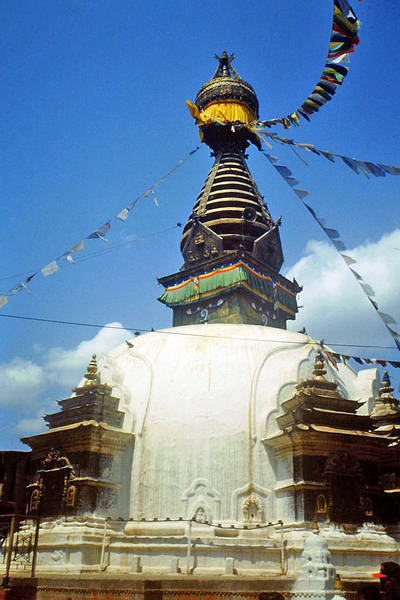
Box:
(324, 452, 364, 525)
(27, 449, 76, 517)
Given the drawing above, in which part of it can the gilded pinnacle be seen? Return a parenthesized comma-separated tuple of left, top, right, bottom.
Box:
(313, 351, 327, 380)
(84, 354, 99, 385)
(380, 370, 394, 399)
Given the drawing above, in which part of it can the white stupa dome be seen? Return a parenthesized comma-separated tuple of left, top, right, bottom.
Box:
(94, 323, 377, 524)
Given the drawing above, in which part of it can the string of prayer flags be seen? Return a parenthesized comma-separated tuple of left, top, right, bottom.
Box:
(321, 348, 400, 370)
(256, 0, 361, 129)
(263, 149, 400, 353)
(1, 146, 200, 307)
(258, 130, 400, 179)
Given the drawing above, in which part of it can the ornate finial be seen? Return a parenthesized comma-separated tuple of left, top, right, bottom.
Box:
(371, 370, 400, 421)
(212, 50, 238, 79)
(84, 354, 99, 385)
(380, 370, 394, 398)
(313, 351, 327, 380)
(334, 574, 343, 591)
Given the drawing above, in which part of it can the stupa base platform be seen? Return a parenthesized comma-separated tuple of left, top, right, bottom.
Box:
(0, 575, 379, 600)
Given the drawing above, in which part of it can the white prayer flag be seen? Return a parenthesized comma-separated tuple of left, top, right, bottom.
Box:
(0, 294, 8, 308)
(8, 283, 23, 296)
(360, 283, 375, 297)
(258, 134, 273, 149)
(341, 254, 356, 265)
(116, 208, 129, 221)
(41, 260, 59, 277)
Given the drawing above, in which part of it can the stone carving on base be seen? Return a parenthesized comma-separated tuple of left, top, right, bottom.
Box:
(231, 482, 273, 522)
(181, 478, 221, 522)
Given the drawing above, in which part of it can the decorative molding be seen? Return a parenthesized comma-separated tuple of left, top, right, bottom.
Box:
(230, 482, 274, 522)
(181, 478, 221, 521)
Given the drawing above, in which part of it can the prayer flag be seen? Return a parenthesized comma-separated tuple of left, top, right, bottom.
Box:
(309, 93, 328, 105)
(341, 156, 359, 174)
(88, 222, 110, 241)
(304, 203, 317, 219)
(127, 198, 140, 211)
(324, 227, 340, 240)
(387, 326, 400, 337)
(320, 150, 335, 162)
(263, 153, 279, 164)
(369, 297, 379, 310)
(70, 240, 84, 253)
(284, 176, 300, 187)
(329, 53, 351, 64)
(364, 162, 386, 177)
(8, 284, 23, 296)
(360, 283, 375, 296)
(376, 360, 387, 367)
(293, 189, 309, 200)
(332, 239, 346, 251)
(325, 62, 348, 76)
(325, 351, 338, 369)
(0, 294, 8, 308)
(297, 110, 310, 121)
(275, 165, 293, 178)
(387, 166, 400, 176)
(258, 134, 273, 149)
(349, 268, 362, 280)
(41, 261, 59, 277)
(341, 254, 356, 265)
(378, 312, 397, 325)
(353, 160, 370, 178)
(116, 208, 130, 221)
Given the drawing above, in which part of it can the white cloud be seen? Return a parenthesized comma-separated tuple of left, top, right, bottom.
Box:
(0, 357, 47, 405)
(0, 322, 130, 414)
(286, 229, 400, 352)
(45, 322, 130, 387)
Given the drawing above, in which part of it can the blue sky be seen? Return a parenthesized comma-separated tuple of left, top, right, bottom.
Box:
(1, 0, 400, 449)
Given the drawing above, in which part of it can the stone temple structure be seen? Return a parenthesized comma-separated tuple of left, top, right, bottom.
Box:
(1, 52, 400, 600)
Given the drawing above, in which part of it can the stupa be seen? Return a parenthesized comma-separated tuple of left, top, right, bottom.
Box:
(1, 53, 400, 600)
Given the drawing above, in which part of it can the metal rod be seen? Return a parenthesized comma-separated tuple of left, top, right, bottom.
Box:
(186, 519, 192, 574)
(30, 517, 40, 579)
(2, 514, 17, 587)
(99, 518, 108, 571)
(279, 520, 285, 574)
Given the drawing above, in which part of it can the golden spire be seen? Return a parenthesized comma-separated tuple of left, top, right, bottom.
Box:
(380, 370, 395, 401)
(313, 351, 327, 381)
(84, 354, 99, 386)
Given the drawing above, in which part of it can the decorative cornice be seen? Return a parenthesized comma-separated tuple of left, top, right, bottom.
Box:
(22, 420, 134, 456)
